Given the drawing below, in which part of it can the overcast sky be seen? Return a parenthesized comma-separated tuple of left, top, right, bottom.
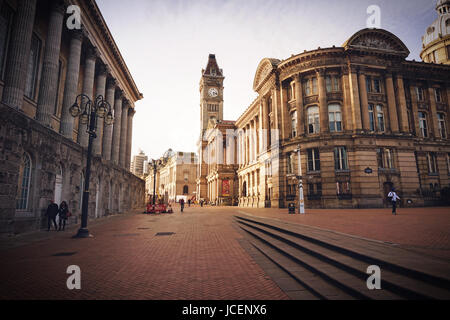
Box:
(96, 0, 435, 160)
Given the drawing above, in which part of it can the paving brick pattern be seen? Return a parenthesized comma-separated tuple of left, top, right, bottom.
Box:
(238, 207, 450, 260)
(0, 207, 289, 300)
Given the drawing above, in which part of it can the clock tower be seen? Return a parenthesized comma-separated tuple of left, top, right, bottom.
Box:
(199, 54, 224, 133)
(196, 54, 225, 202)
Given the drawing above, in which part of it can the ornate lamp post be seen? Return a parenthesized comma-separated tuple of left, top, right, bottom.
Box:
(151, 159, 162, 206)
(70, 94, 114, 238)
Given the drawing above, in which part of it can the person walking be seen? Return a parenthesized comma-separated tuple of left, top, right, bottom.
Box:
(188, 199, 191, 207)
(58, 201, 69, 231)
(180, 198, 185, 213)
(388, 188, 401, 215)
(46, 200, 59, 231)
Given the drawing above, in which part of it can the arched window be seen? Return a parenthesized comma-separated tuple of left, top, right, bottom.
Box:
(376, 105, 385, 132)
(183, 185, 189, 194)
(328, 104, 342, 132)
(307, 106, 320, 134)
(16, 153, 32, 210)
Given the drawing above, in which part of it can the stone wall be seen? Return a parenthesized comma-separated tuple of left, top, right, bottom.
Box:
(0, 103, 145, 236)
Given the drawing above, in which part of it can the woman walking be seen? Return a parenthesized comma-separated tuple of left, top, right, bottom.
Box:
(58, 201, 69, 231)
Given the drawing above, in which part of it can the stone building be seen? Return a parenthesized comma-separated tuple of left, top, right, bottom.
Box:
(235, 28, 450, 209)
(0, 0, 145, 235)
(146, 150, 197, 204)
(421, 0, 450, 65)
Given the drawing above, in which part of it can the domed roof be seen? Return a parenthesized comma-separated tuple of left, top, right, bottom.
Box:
(423, 0, 450, 48)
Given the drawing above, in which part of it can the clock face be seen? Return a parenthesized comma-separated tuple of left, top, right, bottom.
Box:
(208, 88, 219, 97)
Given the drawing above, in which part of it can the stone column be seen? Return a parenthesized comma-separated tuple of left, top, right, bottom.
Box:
(280, 84, 289, 140)
(358, 70, 370, 131)
(294, 74, 304, 136)
(36, 1, 65, 126)
(428, 85, 440, 139)
(126, 107, 135, 171)
(348, 66, 363, 131)
(396, 75, 409, 133)
(317, 69, 329, 134)
(93, 64, 108, 156)
(119, 100, 129, 168)
(263, 97, 270, 150)
(342, 67, 353, 131)
(78, 46, 97, 148)
(385, 73, 399, 133)
(111, 90, 123, 165)
(102, 78, 116, 160)
(1, 0, 37, 109)
(60, 30, 84, 139)
(409, 84, 421, 137)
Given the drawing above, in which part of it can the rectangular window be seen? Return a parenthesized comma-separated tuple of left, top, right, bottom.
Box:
(427, 153, 438, 174)
(416, 87, 424, 101)
(376, 105, 385, 132)
(435, 88, 442, 103)
(307, 148, 320, 172)
(287, 153, 295, 175)
(377, 148, 395, 169)
(326, 76, 332, 93)
(291, 111, 297, 138)
(304, 79, 311, 96)
(373, 79, 381, 93)
(24, 33, 41, 100)
(366, 76, 372, 93)
(329, 104, 342, 132)
(336, 181, 351, 196)
(419, 112, 428, 138)
(334, 147, 348, 171)
(0, 4, 13, 79)
(312, 77, 318, 95)
(438, 113, 447, 139)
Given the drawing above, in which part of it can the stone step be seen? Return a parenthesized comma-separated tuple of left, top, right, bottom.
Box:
(235, 214, 450, 290)
(237, 218, 450, 300)
(239, 223, 402, 300)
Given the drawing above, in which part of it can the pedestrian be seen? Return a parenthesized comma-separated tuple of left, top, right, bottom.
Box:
(180, 198, 185, 212)
(188, 199, 191, 207)
(58, 201, 69, 231)
(388, 188, 401, 215)
(200, 199, 204, 207)
(46, 200, 59, 231)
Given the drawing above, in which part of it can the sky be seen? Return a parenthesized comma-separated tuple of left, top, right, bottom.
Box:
(96, 0, 435, 160)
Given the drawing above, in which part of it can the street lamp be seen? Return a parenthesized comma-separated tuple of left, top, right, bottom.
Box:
(151, 159, 162, 206)
(294, 144, 305, 214)
(70, 94, 114, 238)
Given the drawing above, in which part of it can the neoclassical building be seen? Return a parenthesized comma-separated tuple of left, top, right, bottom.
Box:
(145, 150, 197, 204)
(235, 28, 450, 208)
(0, 0, 145, 235)
(421, 0, 450, 65)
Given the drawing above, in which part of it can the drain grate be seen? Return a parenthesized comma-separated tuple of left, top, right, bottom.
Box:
(113, 233, 140, 237)
(52, 252, 77, 257)
(155, 232, 175, 236)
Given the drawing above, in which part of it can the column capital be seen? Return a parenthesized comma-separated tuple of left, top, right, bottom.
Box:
(96, 63, 109, 76)
(70, 28, 85, 41)
(107, 77, 117, 89)
(115, 89, 124, 100)
(86, 46, 99, 60)
(51, 0, 66, 14)
(315, 68, 326, 77)
(122, 98, 131, 109)
(341, 65, 350, 75)
(294, 73, 302, 82)
(128, 107, 136, 117)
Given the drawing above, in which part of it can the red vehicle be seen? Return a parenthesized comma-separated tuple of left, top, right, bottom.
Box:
(146, 203, 173, 214)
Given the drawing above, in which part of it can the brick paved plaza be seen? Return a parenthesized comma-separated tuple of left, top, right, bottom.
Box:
(0, 205, 449, 300)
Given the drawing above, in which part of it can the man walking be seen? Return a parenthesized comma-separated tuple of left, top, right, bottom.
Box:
(388, 188, 400, 215)
(46, 200, 59, 231)
(180, 198, 185, 213)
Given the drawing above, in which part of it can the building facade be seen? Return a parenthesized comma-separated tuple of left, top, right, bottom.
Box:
(235, 28, 450, 209)
(146, 150, 197, 204)
(421, 0, 450, 65)
(0, 0, 145, 235)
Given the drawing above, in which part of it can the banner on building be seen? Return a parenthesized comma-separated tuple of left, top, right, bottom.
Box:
(222, 179, 230, 196)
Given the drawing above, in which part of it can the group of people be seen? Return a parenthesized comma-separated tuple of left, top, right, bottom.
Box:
(46, 200, 70, 231)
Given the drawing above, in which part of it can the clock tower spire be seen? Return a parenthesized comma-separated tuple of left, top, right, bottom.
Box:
(199, 54, 224, 133)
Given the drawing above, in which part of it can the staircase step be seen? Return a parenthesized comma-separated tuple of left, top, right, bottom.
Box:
(239, 223, 402, 300)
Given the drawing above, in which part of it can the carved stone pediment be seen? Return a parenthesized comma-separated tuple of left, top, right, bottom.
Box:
(253, 58, 280, 92)
(343, 29, 410, 58)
